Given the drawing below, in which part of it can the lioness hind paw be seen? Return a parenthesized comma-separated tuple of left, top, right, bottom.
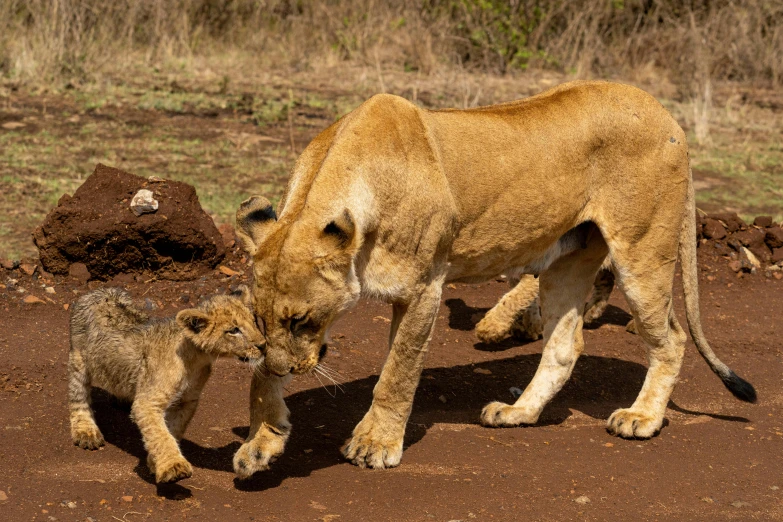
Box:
(606, 408, 661, 439)
(480, 401, 538, 427)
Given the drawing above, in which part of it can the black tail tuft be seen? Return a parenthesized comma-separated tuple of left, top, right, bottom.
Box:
(721, 370, 758, 403)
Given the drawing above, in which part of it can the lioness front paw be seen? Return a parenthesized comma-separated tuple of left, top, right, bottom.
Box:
(72, 426, 105, 450)
(480, 401, 539, 427)
(342, 417, 403, 469)
(233, 424, 288, 480)
(476, 314, 513, 343)
(607, 408, 662, 439)
(155, 456, 193, 484)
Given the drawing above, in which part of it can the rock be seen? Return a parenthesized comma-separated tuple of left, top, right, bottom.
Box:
(728, 260, 742, 273)
(574, 495, 590, 504)
(766, 227, 783, 249)
(218, 223, 236, 249)
(772, 247, 783, 264)
(0, 490, 7, 501)
(733, 228, 766, 249)
(749, 244, 772, 263)
(218, 265, 240, 277)
(1, 121, 25, 130)
(39, 270, 54, 281)
(19, 263, 37, 276)
(121, 495, 133, 502)
(438, 395, 448, 404)
(731, 500, 751, 508)
(727, 238, 742, 252)
(702, 219, 727, 240)
(473, 368, 492, 375)
(68, 262, 91, 283)
(754, 216, 773, 228)
(33, 164, 225, 281)
(130, 189, 159, 216)
(708, 212, 745, 232)
(1, 259, 18, 270)
(22, 295, 45, 305)
(740, 247, 760, 273)
(45, 286, 56, 294)
(110, 273, 136, 285)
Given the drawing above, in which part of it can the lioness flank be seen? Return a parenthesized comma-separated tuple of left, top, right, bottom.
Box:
(232, 80, 756, 477)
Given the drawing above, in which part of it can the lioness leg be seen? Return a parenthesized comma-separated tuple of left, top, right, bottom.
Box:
(482, 230, 608, 426)
(68, 349, 105, 450)
(606, 264, 686, 439)
(342, 276, 444, 469)
(475, 275, 542, 342)
(233, 372, 292, 479)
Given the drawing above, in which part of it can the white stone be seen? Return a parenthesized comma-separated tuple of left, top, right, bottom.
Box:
(130, 189, 159, 216)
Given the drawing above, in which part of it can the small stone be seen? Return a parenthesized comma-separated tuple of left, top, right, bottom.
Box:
(701, 497, 714, 503)
(0, 490, 7, 501)
(121, 495, 133, 502)
(702, 219, 726, 240)
(473, 368, 492, 375)
(773, 248, 783, 264)
(753, 216, 773, 228)
(143, 298, 157, 310)
(604, 442, 614, 447)
(740, 247, 760, 272)
(1, 259, 17, 270)
(22, 295, 45, 305)
(147, 175, 166, 182)
(110, 273, 136, 285)
(303, 449, 313, 454)
(775, 272, 783, 280)
(731, 500, 751, 508)
(438, 395, 448, 404)
(66, 501, 76, 509)
(771, 486, 780, 490)
(45, 286, 56, 294)
(218, 223, 236, 249)
(218, 265, 240, 277)
(39, 270, 54, 281)
(728, 260, 742, 273)
(509, 387, 523, 399)
(19, 263, 37, 276)
(574, 495, 590, 504)
(766, 227, 783, 249)
(68, 262, 91, 283)
(1, 121, 25, 129)
(63, 303, 70, 311)
(130, 189, 159, 216)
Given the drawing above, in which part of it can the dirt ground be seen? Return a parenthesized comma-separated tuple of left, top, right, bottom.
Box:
(1, 244, 782, 522)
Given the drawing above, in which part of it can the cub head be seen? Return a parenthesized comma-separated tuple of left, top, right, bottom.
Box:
(176, 285, 265, 363)
(236, 195, 361, 376)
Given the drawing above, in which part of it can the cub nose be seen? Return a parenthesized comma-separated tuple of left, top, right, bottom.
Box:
(255, 343, 267, 356)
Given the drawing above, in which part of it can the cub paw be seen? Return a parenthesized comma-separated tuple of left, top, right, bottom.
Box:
(583, 302, 607, 324)
(607, 408, 661, 439)
(480, 401, 538, 427)
(155, 457, 193, 484)
(233, 424, 288, 480)
(342, 416, 403, 469)
(511, 305, 543, 341)
(72, 427, 105, 450)
(475, 314, 513, 343)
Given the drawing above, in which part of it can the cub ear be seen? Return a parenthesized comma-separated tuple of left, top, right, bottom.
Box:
(322, 209, 356, 249)
(236, 196, 277, 255)
(176, 309, 211, 334)
(231, 284, 252, 307)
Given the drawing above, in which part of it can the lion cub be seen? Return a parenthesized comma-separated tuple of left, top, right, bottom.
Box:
(68, 286, 264, 483)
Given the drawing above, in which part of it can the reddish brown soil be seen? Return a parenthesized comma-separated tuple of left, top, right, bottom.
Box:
(1, 246, 782, 521)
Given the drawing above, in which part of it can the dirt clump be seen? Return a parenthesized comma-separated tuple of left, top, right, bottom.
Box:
(33, 164, 225, 281)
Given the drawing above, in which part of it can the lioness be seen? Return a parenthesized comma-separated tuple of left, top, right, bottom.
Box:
(232, 80, 756, 477)
(69, 287, 264, 483)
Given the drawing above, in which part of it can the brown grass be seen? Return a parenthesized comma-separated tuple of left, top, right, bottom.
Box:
(1, 1, 781, 95)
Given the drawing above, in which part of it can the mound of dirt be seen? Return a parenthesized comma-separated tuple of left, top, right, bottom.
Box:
(33, 164, 225, 280)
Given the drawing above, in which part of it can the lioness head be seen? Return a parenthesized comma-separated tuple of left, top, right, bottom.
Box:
(236, 195, 361, 376)
(176, 286, 266, 363)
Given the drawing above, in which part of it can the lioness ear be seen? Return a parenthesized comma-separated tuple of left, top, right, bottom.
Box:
(231, 284, 252, 307)
(236, 196, 277, 255)
(322, 209, 356, 249)
(176, 309, 211, 334)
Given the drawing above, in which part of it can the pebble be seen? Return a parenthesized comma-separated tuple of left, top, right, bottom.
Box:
(218, 265, 240, 277)
(574, 495, 590, 504)
(0, 490, 7, 501)
(130, 189, 159, 216)
(68, 262, 91, 283)
(45, 286, 56, 294)
(22, 295, 45, 305)
(20, 263, 37, 276)
(473, 368, 492, 375)
(121, 495, 133, 502)
(731, 500, 751, 508)
(438, 395, 447, 404)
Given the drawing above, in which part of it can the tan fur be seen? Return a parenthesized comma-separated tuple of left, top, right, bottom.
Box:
(68, 287, 264, 483)
(235, 80, 753, 475)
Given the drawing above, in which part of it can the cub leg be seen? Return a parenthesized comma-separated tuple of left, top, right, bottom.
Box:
(476, 275, 542, 342)
(68, 349, 105, 450)
(233, 372, 292, 479)
(166, 365, 212, 441)
(482, 231, 607, 426)
(583, 264, 615, 323)
(342, 275, 444, 469)
(132, 386, 192, 483)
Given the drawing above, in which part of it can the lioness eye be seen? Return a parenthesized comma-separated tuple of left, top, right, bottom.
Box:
(227, 326, 241, 335)
(289, 314, 307, 333)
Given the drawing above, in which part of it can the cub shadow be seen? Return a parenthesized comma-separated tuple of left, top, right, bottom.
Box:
(231, 350, 748, 492)
(89, 389, 241, 499)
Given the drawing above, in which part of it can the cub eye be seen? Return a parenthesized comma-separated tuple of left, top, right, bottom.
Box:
(226, 326, 241, 335)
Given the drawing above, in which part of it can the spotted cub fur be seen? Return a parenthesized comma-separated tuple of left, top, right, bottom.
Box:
(68, 287, 264, 483)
